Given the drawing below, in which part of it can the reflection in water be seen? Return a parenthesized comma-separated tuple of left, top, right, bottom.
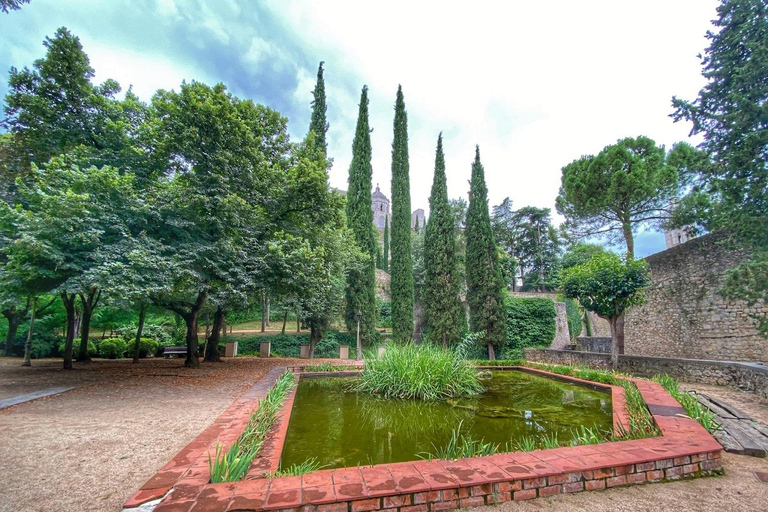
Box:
(281, 371, 612, 469)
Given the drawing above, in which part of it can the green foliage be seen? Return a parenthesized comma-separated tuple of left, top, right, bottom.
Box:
(308, 61, 328, 153)
(561, 243, 606, 270)
(560, 252, 650, 320)
(132, 338, 159, 358)
(465, 147, 506, 358)
(721, 255, 768, 336)
(672, 0, 767, 256)
(209, 370, 294, 482)
(237, 330, 355, 358)
(355, 343, 483, 400)
(378, 299, 392, 328)
(556, 136, 681, 257)
(653, 375, 720, 434)
(504, 297, 556, 352)
(345, 86, 378, 344)
(389, 86, 414, 342)
(417, 421, 499, 460)
(57, 339, 97, 358)
(424, 134, 462, 347)
(97, 338, 125, 359)
(559, 295, 584, 339)
(382, 217, 389, 272)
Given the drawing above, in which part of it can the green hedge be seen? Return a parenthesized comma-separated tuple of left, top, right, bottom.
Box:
(236, 330, 357, 358)
(560, 295, 583, 339)
(504, 297, 556, 352)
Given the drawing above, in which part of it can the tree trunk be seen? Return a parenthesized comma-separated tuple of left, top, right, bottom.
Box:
(281, 310, 288, 334)
(3, 308, 22, 356)
(309, 324, 321, 359)
(62, 293, 77, 370)
(132, 303, 147, 364)
(77, 287, 101, 362)
(261, 292, 266, 333)
(608, 316, 622, 368)
(616, 315, 625, 355)
(205, 307, 224, 363)
(296, 308, 301, 333)
(221, 315, 227, 339)
(205, 312, 210, 338)
(181, 291, 207, 368)
(487, 342, 496, 361)
(265, 296, 270, 327)
(21, 297, 37, 366)
(73, 310, 82, 340)
(623, 221, 635, 260)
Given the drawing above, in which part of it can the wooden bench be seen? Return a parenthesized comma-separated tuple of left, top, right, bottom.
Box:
(162, 346, 187, 358)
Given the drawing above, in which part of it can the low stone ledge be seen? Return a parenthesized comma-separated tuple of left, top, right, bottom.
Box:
(524, 349, 768, 398)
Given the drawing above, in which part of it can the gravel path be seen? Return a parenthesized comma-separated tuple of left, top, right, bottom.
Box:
(0, 359, 766, 512)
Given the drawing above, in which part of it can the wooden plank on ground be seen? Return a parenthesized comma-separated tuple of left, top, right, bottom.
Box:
(701, 393, 753, 420)
(696, 393, 736, 419)
(718, 418, 768, 457)
(714, 428, 744, 454)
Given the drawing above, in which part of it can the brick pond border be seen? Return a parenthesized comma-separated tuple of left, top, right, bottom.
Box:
(123, 365, 723, 512)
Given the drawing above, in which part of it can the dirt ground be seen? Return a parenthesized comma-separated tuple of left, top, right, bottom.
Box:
(0, 358, 766, 512)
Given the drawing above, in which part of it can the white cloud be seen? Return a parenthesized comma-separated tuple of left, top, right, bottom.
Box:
(265, 0, 716, 222)
(84, 39, 214, 101)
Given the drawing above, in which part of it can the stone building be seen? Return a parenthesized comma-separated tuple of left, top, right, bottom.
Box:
(664, 226, 694, 249)
(370, 185, 425, 231)
(411, 209, 426, 230)
(371, 184, 390, 229)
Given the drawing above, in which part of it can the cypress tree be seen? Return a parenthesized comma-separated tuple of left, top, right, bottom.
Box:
(424, 133, 462, 347)
(414, 217, 420, 233)
(308, 61, 328, 153)
(465, 146, 506, 359)
(389, 85, 414, 342)
(345, 86, 378, 343)
(383, 216, 390, 272)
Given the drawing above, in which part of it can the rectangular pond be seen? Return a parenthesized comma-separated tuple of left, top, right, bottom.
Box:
(280, 370, 613, 469)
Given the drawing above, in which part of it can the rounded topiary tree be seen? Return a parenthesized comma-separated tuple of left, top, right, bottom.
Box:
(560, 252, 650, 366)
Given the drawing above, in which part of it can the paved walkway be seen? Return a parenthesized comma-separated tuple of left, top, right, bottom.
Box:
(0, 386, 76, 410)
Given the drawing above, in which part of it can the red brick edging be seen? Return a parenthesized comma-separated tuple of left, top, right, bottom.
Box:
(124, 366, 723, 512)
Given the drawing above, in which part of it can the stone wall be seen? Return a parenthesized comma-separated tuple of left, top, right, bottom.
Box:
(625, 232, 766, 363)
(525, 349, 768, 399)
(575, 337, 612, 353)
(550, 302, 571, 349)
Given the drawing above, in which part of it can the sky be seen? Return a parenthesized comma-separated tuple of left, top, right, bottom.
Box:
(0, 0, 719, 257)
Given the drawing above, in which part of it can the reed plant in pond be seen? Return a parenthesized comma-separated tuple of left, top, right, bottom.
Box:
(355, 342, 483, 400)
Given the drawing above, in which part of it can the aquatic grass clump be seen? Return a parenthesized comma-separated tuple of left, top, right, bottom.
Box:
(355, 342, 483, 400)
(268, 458, 327, 477)
(209, 369, 295, 483)
(417, 421, 499, 460)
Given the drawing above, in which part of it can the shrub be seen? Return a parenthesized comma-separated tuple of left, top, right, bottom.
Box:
(237, 330, 358, 358)
(355, 342, 483, 400)
(559, 296, 583, 339)
(115, 323, 173, 345)
(57, 339, 97, 357)
(98, 338, 126, 359)
(123, 338, 160, 358)
(504, 297, 556, 352)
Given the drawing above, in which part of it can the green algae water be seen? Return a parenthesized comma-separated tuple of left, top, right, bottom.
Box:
(280, 371, 612, 469)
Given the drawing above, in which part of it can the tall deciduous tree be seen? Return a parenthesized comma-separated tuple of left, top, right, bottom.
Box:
(390, 86, 414, 342)
(308, 61, 328, 154)
(671, 0, 768, 334)
(465, 146, 506, 359)
(560, 253, 650, 366)
(424, 134, 462, 347)
(345, 86, 377, 343)
(556, 136, 680, 258)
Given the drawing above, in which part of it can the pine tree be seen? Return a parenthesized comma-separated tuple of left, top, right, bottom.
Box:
(389, 85, 414, 342)
(345, 86, 378, 343)
(308, 61, 328, 153)
(465, 146, 506, 359)
(424, 133, 462, 347)
(383, 216, 390, 272)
